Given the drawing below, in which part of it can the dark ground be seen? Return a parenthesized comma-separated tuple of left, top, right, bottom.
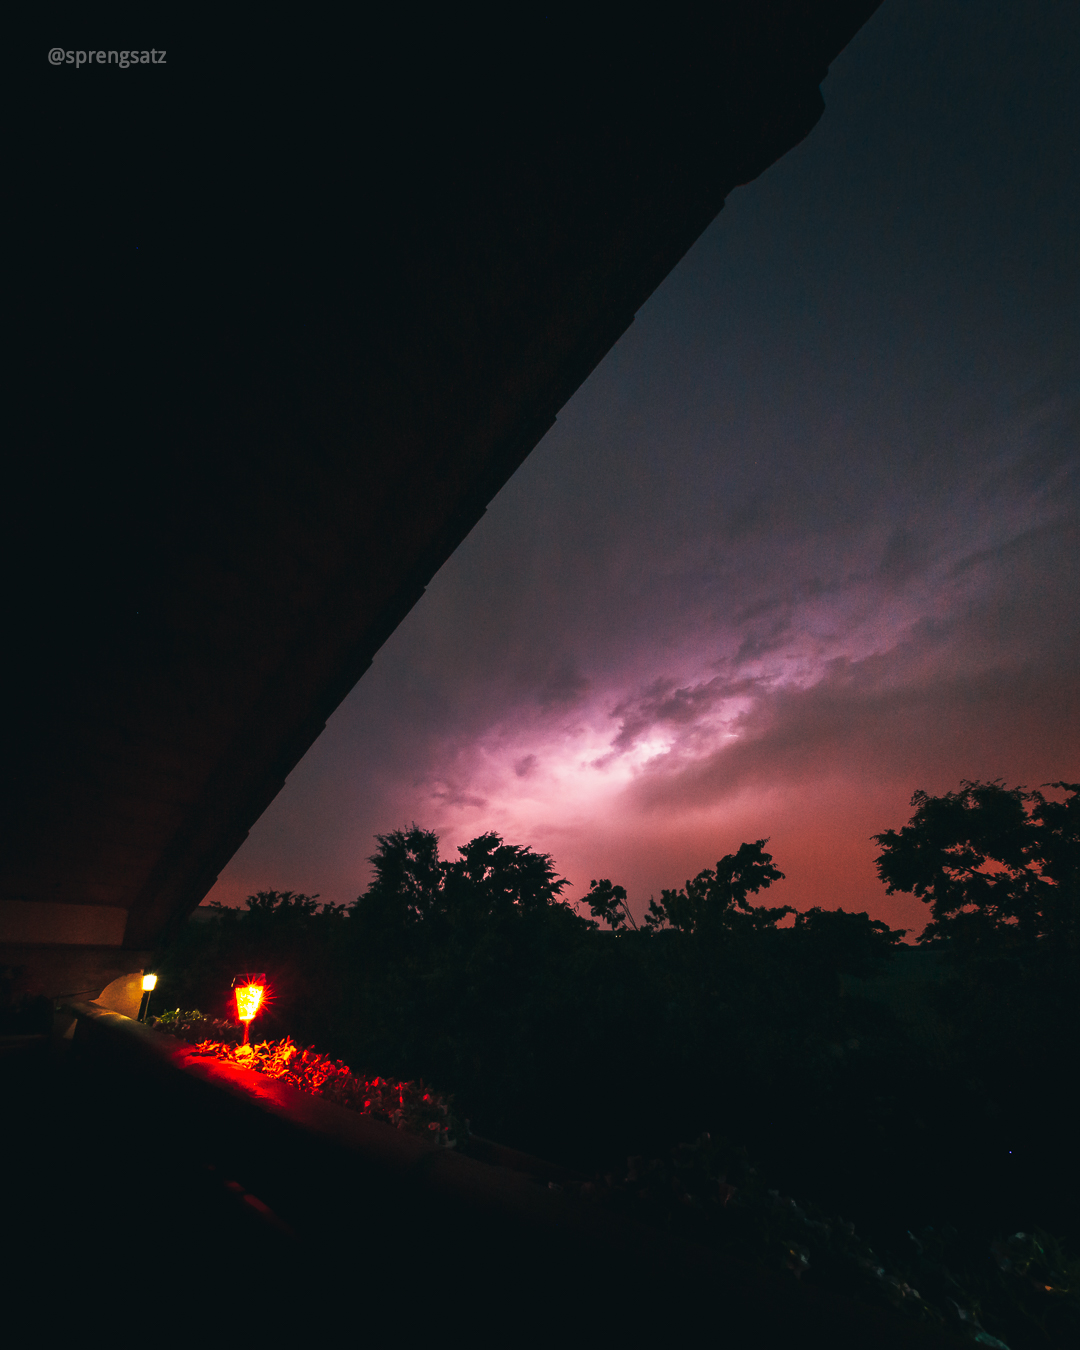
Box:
(5, 1028, 973, 1349)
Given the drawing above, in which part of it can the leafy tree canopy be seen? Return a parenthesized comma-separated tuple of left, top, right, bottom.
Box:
(790, 906, 906, 976)
(873, 780, 1080, 951)
(221, 890, 346, 924)
(583, 878, 635, 931)
(353, 825, 577, 935)
(642, 839, 790, 936)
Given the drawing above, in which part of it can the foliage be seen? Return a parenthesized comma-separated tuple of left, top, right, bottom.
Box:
(152, 1000, 1079, 1347)
(152, 807, 1080, 1348)
(641, 839, 791, 935)
(583, 878, 635, 930)
(355, 826, 577, 938)
(872, 782, 1080, 1216)
(567, 1133, 1076, 1347)
(154, 1010, 464, 1145)
(790, 905, 907, 969)
(873, 781, 1080, 953)
(151, 1007, 237, 1040)
(152, 891, 351, 1045)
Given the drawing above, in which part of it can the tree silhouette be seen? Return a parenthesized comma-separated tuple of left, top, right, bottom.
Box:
(642, 839, 790, 936)
(151, 814, 1080, 1269)
(873, 780, 1080, 952)
(353, 825, 576, 938)
(583, 878, 635, 930)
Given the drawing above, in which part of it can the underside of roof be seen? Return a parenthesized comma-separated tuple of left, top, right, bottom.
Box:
(4, 5, 882, 1000)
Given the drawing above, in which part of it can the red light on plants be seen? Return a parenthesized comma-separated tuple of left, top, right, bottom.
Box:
(231, 973, 267, 1044)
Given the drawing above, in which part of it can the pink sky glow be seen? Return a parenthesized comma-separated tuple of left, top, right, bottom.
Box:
(203, 6, 1078, 936)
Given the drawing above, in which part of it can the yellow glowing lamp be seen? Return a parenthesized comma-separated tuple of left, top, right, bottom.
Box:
(231, 973, 267, 1043)
(235, 983, 264, 1021)
(137, 972, 158, 1023)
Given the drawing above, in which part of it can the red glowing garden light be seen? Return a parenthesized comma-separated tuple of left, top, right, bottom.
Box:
(231, 973, 267, 1044)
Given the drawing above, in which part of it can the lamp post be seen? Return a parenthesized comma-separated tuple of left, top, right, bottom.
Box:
(137, 972, 157, 1022)
(231, 973, 267, 1045)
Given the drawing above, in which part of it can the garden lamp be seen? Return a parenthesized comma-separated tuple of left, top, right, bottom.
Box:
(137, 972, 157, 1023)
(232, 973, 267, 1044)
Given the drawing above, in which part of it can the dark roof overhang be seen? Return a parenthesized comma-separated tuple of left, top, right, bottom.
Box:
(4, 5, 881, 997)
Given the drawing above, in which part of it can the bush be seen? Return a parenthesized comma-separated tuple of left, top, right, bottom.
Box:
(152, 1009, 464, 1146)
(151, 818, 1079, 1347)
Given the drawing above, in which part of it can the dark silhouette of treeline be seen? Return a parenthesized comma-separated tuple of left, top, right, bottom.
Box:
(154, 781, 1078, 1269)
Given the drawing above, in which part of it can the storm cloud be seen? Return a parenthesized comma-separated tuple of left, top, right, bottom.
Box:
(206, 1, 1079, 936)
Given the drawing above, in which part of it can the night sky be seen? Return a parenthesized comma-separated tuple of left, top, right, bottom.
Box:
(206, 1, 1079, 934)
